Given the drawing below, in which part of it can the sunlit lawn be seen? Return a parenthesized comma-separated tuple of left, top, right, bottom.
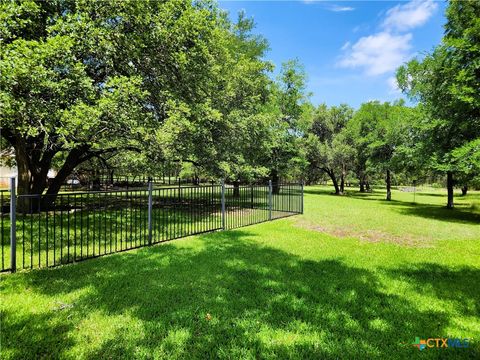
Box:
(1, 186, 479, 359)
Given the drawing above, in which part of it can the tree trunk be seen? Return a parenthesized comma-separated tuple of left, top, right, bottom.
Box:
(13, 141, 31, 194)
(15, 145, 35, 213)
(41, 146, 90, 209)
(359, 173, 366, 192)
(340, 173, 345, 194)
(271, 169, 280, 195)
(366, 181, 371, 192)
(332, 175, 340, 195)
(447, 171, 454, 209)
(4, 131, 55, 211)
(10, 136, 94, 211)
(340, 165, 346, 194)
(359, 178, 365, 192)
(233, 180, 240, 198)
(323, 169, 340, 195)
(461, 185, 468, 196)
(91, 177, 101, 191)
(14, 144, 50, 212)
(386, 169, 391, 201)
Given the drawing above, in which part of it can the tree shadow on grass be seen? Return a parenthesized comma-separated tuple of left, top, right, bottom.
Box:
(0, 310, 75, 359)
(339, 191, 480, 225)
(303, 188, 336, 196)
(394, 204, 480, 225)
(1, 230, 478, 359)
(387, 263, 480, 318)
(303, 188, 382, 198)
(413, 192, 448, 198)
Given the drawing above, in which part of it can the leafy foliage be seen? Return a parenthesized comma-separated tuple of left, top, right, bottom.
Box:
(397, 0, 480, 206)
(304, 104, 354, 194)
(0, 0, 279, 195)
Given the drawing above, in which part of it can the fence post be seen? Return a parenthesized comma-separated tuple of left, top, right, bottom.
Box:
(147, 179, 153, 245)
(250, 184, 254, 209)
(268, 179, 272, 221)
(178, 178, 181, 202)
(221, 180, 226, 230)
(301, 181, 304, 214)
(10, 177, 16, 273)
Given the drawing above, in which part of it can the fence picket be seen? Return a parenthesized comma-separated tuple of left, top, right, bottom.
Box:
(1, 181, 302, 272)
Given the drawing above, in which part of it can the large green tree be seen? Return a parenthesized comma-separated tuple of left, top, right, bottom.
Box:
(262, 59, 310, 193)
(363, 101, 415, 201)
(157, 9, 274, 186)
(397, 0, 480, 208)
(306, 104, 354, 195)
(346, 102, 381, 193)
(0, 0, 274, 206)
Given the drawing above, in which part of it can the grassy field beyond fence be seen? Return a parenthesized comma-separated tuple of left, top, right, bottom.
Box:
(1, 186, 479, 359)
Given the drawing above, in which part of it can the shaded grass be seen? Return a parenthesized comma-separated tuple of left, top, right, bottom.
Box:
(0, 186, 479, 359)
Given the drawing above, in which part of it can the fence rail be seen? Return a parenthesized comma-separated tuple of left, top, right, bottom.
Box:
(0, 179, 303, 272)
(60, 174, 217, 192)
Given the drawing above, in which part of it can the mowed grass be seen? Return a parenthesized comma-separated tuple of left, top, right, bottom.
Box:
(1, 186, 479, 359)
(301, 185, 480, 245)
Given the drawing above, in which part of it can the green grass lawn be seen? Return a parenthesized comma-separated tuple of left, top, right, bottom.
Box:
(1, 186, 479, 359)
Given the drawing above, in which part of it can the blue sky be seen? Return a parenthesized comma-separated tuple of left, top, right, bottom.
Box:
(218, 0, 447, 108)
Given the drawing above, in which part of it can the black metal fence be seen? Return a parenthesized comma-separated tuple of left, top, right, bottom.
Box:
(60, 174, 215, 192)
(0, 181, 303, 272)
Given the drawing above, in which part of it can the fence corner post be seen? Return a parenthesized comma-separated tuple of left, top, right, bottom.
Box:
(10, 177, 16, 273)
(147, 179, 153, 245)
(301, 180, 304, 214)
(221, 179, 226, 230)
(268, 179, 272, 221)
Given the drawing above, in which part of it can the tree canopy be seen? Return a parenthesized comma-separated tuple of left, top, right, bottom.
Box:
(0, 0, 278, 199)
(1, 0, 478, 211)
(397, 0, 480, 207)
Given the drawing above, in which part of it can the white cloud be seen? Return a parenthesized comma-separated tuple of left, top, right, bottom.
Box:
(329, 5, 355, 12)
(341, 41, 351, 51)
(382, 0, 438, 32)
(338, 0, 437, 77)
(302, 1, 355, 11)
(338, 32, 412, 75)
(387, 76, 401, 94)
